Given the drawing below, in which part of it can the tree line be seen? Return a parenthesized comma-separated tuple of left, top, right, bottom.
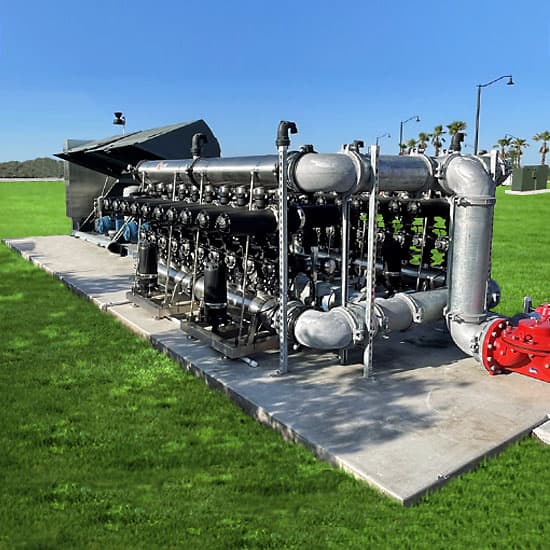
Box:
(400, 123, 550, 167)
(0, 158, 64, 178)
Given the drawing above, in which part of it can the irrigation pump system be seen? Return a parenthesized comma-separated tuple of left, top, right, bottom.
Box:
(56, 119, 550, 383)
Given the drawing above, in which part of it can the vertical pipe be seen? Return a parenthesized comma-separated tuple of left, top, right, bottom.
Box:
(363, 145, 380, 378)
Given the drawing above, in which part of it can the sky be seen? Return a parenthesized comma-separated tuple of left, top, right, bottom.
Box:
(1, 0, 549, 164)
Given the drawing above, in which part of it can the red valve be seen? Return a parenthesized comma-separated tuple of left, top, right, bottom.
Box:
(481, 304, 550, 382)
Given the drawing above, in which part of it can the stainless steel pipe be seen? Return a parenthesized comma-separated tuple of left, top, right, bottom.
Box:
(137, 152, 435, 195)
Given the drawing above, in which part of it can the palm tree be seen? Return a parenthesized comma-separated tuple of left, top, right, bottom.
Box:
(406, 138, 418, 154)
(431, 125, 446, 156)
(417, 132, 432, 153)
(494, 136, 512, 161)
(399, 143, 408, 155)
(533, 131, 550, 165)
(446, 121, 467, 135)
(510, 138, 529, 167)
(446, 121, 467, 152)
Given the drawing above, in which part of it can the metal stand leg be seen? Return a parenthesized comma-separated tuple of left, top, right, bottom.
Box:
(276, 121, 297, 375)
(363, 144, 380, 379)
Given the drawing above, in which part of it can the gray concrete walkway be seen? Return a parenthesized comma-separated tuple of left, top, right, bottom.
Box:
(5, 235, 550, 505)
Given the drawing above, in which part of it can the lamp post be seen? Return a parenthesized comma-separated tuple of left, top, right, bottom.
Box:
(375, 132, 391, 147)
(474, 75, 514, 155)
(399, 115, 420, 154)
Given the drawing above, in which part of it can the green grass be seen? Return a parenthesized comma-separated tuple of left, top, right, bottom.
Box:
(0, 181, 71, 238)
(1, 181, 549, 548)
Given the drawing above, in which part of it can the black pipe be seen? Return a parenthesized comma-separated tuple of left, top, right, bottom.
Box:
(135, 239, 158, 295)
(216, 209, 278, 235)
(214, 204, 341, 236)
(191, 133, 208, 158)
(203, 260, 228, 331)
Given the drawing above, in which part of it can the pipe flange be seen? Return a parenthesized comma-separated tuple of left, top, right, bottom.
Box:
(396, 292, 424, 323)
(287, 147, 315, 192)
(333, 304, 365, 343)
(479, 318, 507, 374)
(342, 147, 369, 193)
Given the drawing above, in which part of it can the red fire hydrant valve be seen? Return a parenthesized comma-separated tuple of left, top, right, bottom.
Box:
(481, 304, 550, 382)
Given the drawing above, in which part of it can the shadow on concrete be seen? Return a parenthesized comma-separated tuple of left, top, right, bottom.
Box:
(152, 323, 473, 459)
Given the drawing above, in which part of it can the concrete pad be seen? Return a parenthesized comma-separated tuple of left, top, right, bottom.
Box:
(505, 189, 550, 195)
(4, 235, 550, 505)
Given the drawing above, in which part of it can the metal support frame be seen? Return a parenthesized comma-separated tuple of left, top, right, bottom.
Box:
(338, 192, 351, 364)
(236, 172, 257, 344)
(363, 144, 380, 378)
(278, 143, 289, 374)
(162, 172, 178, 305)
(188, 173, 205, 320)
(276, 121, 297, 374)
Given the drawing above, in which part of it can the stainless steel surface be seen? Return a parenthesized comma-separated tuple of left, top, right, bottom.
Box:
(157, 263, 276, 325)
(138, 150, 434, 196)
(374, 289, 448, 334)
(138, 155, 278, 186)
(294, 306, 361, 349)
(439, 155, 497, 355)
(363, 145, 380, 378)
(294, 289, 447, 351)
(377, 155, 433, 193)
(292, 152, 363, 193)
(136, 159, 194, 183)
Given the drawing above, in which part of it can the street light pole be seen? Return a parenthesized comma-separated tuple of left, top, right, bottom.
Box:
(473, 75, 514, 155)
(375, 132, 391, 146)
(399, 115, 420, 154)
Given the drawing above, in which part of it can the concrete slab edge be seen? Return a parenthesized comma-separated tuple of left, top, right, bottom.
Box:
(401, 416, 550, 505)
(505, 189, 550, 195)
(532, 419, 550, 445)
(151, 336, 406, 504)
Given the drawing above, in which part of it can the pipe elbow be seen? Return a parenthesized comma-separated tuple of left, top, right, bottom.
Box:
(446, 315, 499, 359)
(294, 307, 360, 350)
(441, 155, 495, 198)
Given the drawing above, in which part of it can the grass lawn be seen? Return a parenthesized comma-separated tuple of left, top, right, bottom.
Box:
(0, 181, 549, 548)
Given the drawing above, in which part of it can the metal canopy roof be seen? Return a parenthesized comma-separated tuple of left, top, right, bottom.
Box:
(56, 119, 221, 177)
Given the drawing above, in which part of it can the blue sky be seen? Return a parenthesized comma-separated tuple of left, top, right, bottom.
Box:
(1, 0, 549, 163)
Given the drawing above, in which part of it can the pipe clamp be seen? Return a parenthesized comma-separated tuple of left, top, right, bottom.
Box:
(455, 195, 496, 207)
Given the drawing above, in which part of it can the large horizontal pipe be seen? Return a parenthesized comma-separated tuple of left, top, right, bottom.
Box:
(157, 264, 277, 324)
(137, 152, 435, 195)
(294, 288, 448, 350)
(137, 156, 278, 186)
(375, 155, 433, 193)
